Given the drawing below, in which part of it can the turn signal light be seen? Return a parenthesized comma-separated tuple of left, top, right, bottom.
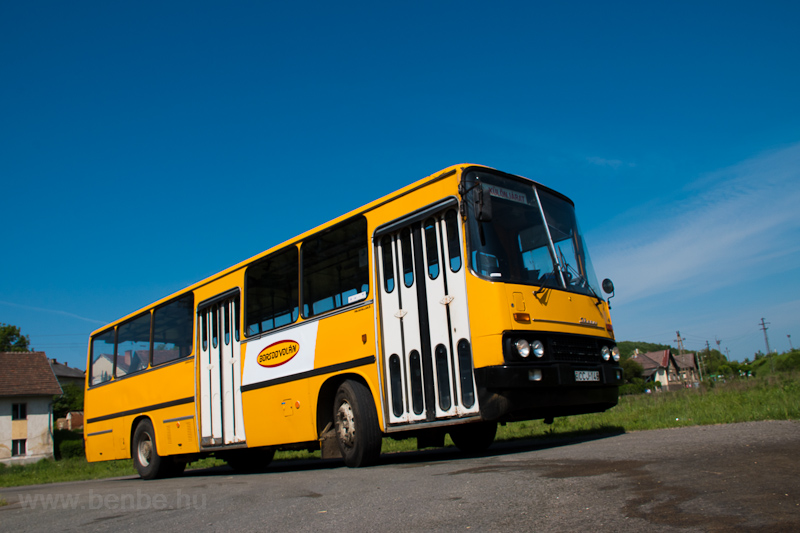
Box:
(513, 313, 531, 323)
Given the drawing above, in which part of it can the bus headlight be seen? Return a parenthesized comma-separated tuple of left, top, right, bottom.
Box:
(601, 346, 611, 361)
(515, 339, 531, 358)
(532, 340, 545, 358)
(612, 346, 620, 362)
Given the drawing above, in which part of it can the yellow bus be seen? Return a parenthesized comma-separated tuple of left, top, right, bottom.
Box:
(84, 164, 622, 479)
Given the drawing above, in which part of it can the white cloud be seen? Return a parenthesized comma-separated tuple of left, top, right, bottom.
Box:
(0, 300, 106, 325)
(591, 142, 800, 304)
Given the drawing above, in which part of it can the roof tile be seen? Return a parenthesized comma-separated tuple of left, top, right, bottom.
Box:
(0, 352, 64, 396)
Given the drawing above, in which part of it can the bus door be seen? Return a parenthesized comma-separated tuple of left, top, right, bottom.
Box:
(197, 291, 246, 447)
(375, 200, 480, 426)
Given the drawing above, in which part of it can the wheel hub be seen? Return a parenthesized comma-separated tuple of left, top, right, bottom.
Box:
(336, 400, 356, 448)
(138, 434, 153, 467)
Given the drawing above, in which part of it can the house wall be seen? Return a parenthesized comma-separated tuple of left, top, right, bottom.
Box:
(0, 397, 55, 465)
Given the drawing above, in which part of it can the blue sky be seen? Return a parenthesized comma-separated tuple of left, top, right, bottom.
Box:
(2, 1, 799, 368)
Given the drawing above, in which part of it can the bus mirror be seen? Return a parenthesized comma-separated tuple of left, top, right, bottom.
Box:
(475, 186, 492, 222)
(602, 278, 614, 294)
(602, 278, 615, 309)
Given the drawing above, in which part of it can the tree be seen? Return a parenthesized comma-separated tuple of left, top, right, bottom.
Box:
(0, 323, 31, 352)
(53, 383, 84, 419)
(702, 349, 728, 376)
(616, 341, 673, 360)
(620, 357, 644, 383)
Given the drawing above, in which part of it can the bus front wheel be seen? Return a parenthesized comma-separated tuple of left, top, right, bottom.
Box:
(333, 380, 381, 467)
(224, 448, 275, 473)
(133, 419, 179, 480)
(450, 421, 497, 454)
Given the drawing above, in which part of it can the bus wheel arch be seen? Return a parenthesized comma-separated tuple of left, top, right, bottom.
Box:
(316, 374, 382, 467)
(131, 417, 183, 480)
(316, 373, 372, 437)
(129, 415, 151, 460)
(333, 379, 382, 467)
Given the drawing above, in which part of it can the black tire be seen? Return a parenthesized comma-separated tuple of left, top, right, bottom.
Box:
(333, 380, 382, 467)
(224, 448, 275, 473)
(132, 419, 178, 480)
(450, 421, 497, 454)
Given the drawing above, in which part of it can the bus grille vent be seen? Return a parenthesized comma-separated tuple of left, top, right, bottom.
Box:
(547, 335, 600, 363)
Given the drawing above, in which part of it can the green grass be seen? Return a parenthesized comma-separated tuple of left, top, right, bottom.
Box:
(0, 456, 231, 488)
(497, 372, 800, 440)
(3, 373, 798, 488)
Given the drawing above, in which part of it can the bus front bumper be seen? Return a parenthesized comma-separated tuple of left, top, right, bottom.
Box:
(474, 363, 623, 422)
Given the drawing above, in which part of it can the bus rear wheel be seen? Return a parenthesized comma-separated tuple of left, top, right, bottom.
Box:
(133, 419, 181, 480)
(450, 421, 497, 454)
(333, 380, 381, 467)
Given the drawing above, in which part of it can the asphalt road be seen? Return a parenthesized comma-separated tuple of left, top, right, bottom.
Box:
(2, 420, 799, 532)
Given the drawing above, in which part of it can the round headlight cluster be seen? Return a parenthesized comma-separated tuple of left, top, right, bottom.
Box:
(532, 340, 545, 358)
(515, 339, 545, 359)
(515, 339, 531, 358)
(601, 345, 621, 362)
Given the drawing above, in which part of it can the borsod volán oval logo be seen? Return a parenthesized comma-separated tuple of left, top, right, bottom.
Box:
(257, 340, 300, 368)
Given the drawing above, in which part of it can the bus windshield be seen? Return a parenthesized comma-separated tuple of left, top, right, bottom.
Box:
(464, 170, 602, 299)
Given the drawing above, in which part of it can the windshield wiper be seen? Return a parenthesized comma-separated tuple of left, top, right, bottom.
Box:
(558, 247, 604, 304)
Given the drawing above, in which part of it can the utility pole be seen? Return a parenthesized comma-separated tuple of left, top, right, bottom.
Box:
(760, 318, 773, 373)
(759, 318, 771, 354)
(675, 331, 685, 355)
(715, 337, 721, 355)
(789, 334, 794, 351)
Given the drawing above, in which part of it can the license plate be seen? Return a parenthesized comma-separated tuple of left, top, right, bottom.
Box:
(574, 370, 600, 382)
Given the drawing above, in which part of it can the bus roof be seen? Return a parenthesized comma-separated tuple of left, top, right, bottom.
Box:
(89, 163, 565, 336)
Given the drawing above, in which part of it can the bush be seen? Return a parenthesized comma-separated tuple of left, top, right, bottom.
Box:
(59, 439, 85, 459)
(776, 352, 800, 373)
(53, 429, 83, 460)
(620, 380, 645, 395)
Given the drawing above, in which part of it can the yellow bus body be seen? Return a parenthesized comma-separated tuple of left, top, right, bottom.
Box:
(84, 164, 620, 475)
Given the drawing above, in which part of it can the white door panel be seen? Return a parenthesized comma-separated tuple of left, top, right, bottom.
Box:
(376, 203, 479, 426)
(198, 295, 246, 447)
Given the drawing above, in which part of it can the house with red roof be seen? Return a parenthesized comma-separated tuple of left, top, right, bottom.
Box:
(631, 349, 700, 390)
(0, 352, 63, 464)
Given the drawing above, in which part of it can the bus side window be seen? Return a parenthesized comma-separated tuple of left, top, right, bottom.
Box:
(381, 235, 395, 293)
(401, 227, 413, 287)
(115, 313, 152, 377)
(302, 216, 369, 318)
(152, 293, 194, 365)
(424, 218, 439, 279)
(245, 247, 299, 336)
(90, 329, 115, 385)
(445, 209, 462, 272)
